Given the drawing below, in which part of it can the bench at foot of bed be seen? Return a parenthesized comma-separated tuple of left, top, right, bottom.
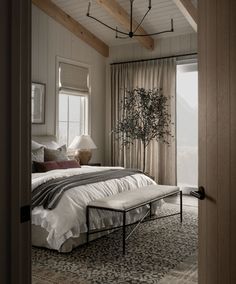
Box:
(86, 184, 182, 255)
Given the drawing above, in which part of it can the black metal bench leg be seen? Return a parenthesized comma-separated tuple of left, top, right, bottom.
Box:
(123, 211, 126, 255)
(149, 202, 152, 218)
(86, 206, 90, 244)
(180, 191, 183, 223)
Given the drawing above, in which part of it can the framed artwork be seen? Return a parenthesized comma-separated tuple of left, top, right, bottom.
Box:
(31, 82, 46, 124)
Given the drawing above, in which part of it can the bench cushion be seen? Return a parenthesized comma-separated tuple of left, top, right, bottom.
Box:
(88, 184, 180, 211)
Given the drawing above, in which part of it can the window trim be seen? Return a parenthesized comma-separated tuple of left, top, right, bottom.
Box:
(56, 57, 91, 142)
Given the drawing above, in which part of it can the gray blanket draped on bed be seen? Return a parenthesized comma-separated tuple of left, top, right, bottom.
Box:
(32, 169, 142, 210)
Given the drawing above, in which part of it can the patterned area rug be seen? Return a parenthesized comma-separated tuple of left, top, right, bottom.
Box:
(32, 203, 198, 284)
(158, 252, 197, 284)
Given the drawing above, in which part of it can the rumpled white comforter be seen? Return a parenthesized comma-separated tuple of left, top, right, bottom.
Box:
(32, 166, 156, 250)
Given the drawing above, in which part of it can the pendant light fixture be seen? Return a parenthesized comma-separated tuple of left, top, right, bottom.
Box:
(87, 0, 174, 39)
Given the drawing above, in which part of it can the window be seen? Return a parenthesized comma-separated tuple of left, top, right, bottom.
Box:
(176, 62, 198, 190)
(59, 92, 88, 146)
(57, 60, 89, 146)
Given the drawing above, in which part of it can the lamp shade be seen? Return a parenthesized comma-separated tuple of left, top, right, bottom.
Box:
(69, 135, 97, 150)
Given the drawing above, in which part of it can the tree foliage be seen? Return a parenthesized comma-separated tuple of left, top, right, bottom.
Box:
(113, 88, 172, 172)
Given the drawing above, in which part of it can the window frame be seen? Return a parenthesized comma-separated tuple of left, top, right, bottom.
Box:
(56, 57, 91, 144)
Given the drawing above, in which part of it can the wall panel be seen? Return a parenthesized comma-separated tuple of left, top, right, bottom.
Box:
(32, 4, 106, 163)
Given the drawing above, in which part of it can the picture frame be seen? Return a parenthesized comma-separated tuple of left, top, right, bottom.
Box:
(31, 82, 46, 124)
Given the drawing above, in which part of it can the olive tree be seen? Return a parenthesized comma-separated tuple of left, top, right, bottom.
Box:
(113, 87, 172, 173)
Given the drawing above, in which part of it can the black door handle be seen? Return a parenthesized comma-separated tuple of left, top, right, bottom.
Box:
(190, 186, 205, 200)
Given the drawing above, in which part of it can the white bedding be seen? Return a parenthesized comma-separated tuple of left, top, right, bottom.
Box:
(32, 166, 157, 251)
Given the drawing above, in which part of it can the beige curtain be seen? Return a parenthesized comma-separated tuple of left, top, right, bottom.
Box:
(111, 58, 176, 185)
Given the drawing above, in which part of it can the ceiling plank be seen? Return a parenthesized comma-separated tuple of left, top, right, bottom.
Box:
(32, 0, 109, 57)
(95, 0, 154, 50)
(173, 0, 197, 32)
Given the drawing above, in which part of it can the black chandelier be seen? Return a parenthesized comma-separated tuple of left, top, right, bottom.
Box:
(87, 0, 174, 39)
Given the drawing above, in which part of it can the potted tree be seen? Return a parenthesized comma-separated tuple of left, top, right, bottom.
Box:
(113, 87, 172, 173)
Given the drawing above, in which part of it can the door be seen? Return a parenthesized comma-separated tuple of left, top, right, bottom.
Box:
(0, 0, 31, 283)
(198, 0, 236, 283)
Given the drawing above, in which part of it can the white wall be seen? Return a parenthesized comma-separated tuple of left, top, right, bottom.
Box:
(32, 5, 106, 163)
(105, 33, 198, 164)
(108, 33, 197, 63)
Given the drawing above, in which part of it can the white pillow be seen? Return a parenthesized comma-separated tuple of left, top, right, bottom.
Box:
(40, 141, 59, 149)
(32, 140, 59, 150)
(32, 140, 43, 150)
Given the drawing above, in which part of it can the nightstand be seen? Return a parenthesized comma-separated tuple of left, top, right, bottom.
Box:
(87, 163, 101, 166)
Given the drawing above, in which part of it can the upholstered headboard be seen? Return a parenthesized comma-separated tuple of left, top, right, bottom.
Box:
(32, 135, 57, 144)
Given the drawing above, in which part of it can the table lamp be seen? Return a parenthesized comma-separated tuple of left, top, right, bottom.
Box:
(69, 135, 97, 165)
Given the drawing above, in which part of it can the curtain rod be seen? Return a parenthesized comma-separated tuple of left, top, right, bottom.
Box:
(110, 52, 198, 65)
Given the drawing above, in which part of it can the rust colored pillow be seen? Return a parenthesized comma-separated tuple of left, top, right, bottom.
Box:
(34, 160, 80, 172)
(57, 160, 81, 169)
(34, 161, 58, 172)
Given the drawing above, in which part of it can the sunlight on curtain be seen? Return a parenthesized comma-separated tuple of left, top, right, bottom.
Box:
(177, 63, 198, 189)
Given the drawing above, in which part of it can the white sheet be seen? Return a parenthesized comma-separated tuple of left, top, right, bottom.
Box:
(32, 166, 157, 250)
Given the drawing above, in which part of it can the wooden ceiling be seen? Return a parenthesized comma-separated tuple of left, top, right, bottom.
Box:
(33, 0, 197, 57)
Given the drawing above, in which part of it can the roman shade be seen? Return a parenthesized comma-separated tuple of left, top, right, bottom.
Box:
(59, 62, 89, 93)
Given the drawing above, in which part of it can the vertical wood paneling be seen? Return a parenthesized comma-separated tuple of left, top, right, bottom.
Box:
(170, 36, 180, 55)
(230, 0, 236, 282)
(217, 0, 230, 282)
(205, 0, 218, 282)
(198, 0, 207, 282)
(1, 0, 31, 282)
(32, 5, 39, 80)
(38, 11, 48, 84)
(46, 18, 57, 136)
(190, 33, 197, 52)
(159, 37, 171, 57)
(199, 0, 236, 282)
(179, 34, 191, 54)
(109, 33, 197, 63)
(63, 30, 72, 59)
(70, 34, 77, 60)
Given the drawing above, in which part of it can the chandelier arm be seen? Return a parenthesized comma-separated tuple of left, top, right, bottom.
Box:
(130, 0, 134, 33)
(133, 7, 151, 34)
(134, 19, 174, 37)
(87, 14, 129, 36)
(133, 29, 173, 37)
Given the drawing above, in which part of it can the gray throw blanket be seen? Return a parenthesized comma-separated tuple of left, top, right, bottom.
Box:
(32, 169, 142, 210)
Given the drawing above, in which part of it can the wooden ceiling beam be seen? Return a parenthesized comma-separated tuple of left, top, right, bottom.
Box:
(173, 0, 197, 32)
(95, 0, 154, 50)
(32, 0, 109, 57)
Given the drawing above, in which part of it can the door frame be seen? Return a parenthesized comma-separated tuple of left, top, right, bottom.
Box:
(0, 0, 31, 283)
(1, 0, 236, 283)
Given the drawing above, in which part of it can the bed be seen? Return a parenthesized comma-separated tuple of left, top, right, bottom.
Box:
(31, 136, 159, 252)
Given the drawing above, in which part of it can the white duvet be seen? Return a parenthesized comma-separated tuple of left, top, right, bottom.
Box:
(32, 166, 156, 250)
